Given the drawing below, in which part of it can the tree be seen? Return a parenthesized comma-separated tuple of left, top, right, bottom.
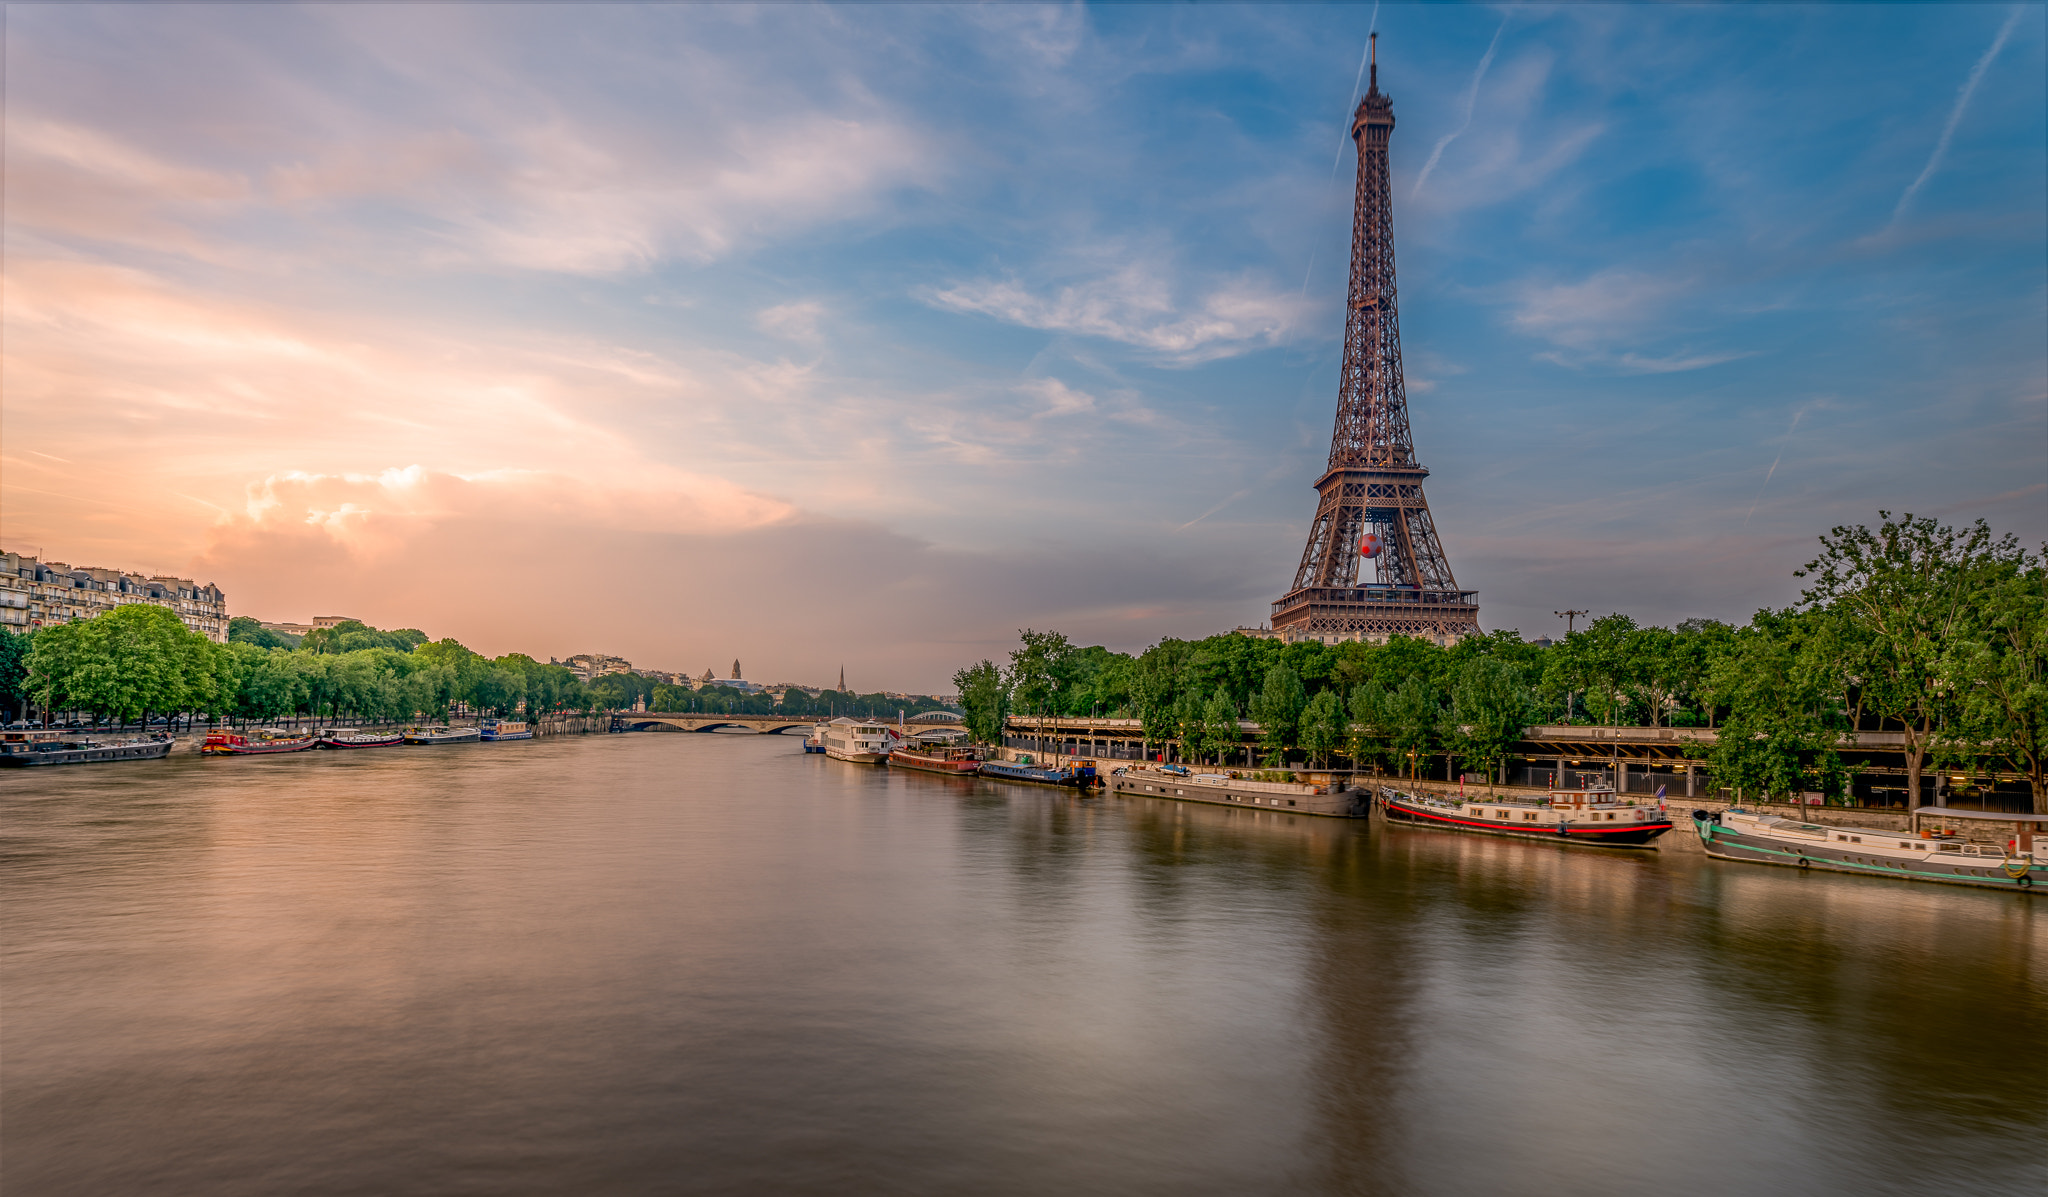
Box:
(1250, 664, 1306, 766)
(953, 660, 1009, 745)
(1449, 657, 1529, 783)
(0, 627, 31, 720)
(1134, 639, 1191, 756)
(1796, 512, 2023, 808)
(1172, 689, 1205, 764)
(1009, 629, 1074, 753)
(1945, 552, 2048, 812)
(1383, 677, 1441, 779)
(227, 616, 298, 650)
(1200, 685, 1241, 766)
(1545, 614, 1637, 726)
(1346, 682, 1388, 772)
(1299, 689, 1344, 768)
(25, 605, 220, 724)
(1705, 609, 1848, 802)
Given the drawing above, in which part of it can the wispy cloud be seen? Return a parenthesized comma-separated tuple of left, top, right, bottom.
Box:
(756, 301, 825, 344)
(927, 265, 1317, 365)
(1412, 12, 1513, 198)
(1886, 6, 2024, 231)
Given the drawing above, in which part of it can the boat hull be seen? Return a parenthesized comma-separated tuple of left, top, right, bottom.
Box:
(318, 735, 403, 749)
(1694, 817, 2044, 892)
(889, 749, 980, 775)
(403, 729, 481, 745)
(479, 731, 534, 741)
(1383, 796, 1671, 846)
(824, 748, 888, 764)
(0, 739, 175, 766)
(979, 760, 1092, 787)
(203, 737, 318, 755)
(1110, 769, 1367, 816)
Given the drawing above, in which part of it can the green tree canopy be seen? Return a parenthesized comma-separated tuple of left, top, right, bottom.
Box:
(953, 660, 1009, 745)
(26, 604, 223, 722)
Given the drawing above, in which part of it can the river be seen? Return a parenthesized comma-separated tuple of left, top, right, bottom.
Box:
(3, 733, 2042, 1196)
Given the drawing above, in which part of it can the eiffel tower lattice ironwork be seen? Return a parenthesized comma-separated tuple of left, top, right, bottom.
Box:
(1271, 35, 1480, 645)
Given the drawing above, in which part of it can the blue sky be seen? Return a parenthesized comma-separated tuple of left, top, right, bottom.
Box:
(3, 3, 2042, 690)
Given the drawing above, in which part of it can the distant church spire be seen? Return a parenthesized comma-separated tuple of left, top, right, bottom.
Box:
(838, 664, 845, 691)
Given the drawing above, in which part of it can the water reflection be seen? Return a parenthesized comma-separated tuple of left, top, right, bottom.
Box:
(2, 737, 2041, 1197)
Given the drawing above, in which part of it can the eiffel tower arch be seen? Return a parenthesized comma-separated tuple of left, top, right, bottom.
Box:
(1271, 35, 1480, 647)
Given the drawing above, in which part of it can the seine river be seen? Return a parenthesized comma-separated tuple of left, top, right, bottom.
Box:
(3, 733, 2042, 1196)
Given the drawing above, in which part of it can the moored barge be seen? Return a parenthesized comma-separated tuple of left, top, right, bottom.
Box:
(479, 719, 533, 741)
(1379, 784, 1671, 846)
(0, 729, 176, 766)
(888, 745, 982, 775)
(1693, 808, 2045, 891)
(1108, 764, 1367, 815)
(204, 728, 319, 755)
(318, 729, 403, 748)
(403, 725, 481, 745)
(981, 756, 1096, 788)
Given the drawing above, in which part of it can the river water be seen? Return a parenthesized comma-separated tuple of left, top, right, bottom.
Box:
(3, 733, 2042, 1196)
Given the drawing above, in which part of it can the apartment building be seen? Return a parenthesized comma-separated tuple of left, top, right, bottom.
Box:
(0, 551, 228, 642)
(554, 653, 635, 682)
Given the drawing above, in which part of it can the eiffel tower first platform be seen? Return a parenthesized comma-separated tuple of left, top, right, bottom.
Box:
(1270, 36, 1480, 647)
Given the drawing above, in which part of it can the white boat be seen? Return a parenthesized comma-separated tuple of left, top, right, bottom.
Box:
(1693, 808, 2046, 891)
(819, 717, 895, 764)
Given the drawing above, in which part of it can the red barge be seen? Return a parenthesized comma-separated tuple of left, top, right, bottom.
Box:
(1379, 784, 1672, 847)
(203, 728, 319, 755)
(888, 745, 982, 776)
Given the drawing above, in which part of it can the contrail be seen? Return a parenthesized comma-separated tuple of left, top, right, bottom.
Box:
(1412, 12, 1511, 198)
(1178, 488, 1252, 532)
(1888, 6, 2022, 229)
(1741, 407, 1806, 530)
(1330, 1, 1380, 180)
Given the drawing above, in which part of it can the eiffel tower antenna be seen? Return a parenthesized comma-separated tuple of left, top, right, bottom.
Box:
(1271, 37, 1480, 646)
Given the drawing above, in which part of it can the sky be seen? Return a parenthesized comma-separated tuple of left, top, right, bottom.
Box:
(2, 2, 2043, 693)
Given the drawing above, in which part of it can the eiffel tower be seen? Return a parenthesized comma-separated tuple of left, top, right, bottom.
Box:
(1271, 35, 1480, 646)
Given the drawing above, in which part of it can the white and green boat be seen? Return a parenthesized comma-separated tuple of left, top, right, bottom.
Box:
(1691, 808, 2046, 892)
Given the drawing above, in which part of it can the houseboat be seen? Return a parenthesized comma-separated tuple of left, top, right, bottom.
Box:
(0, 728, 176, 767)
(479, 719, 533, 741)
(1692, 808, 2045, 892)
(203, 727, 319, 755)
(317, 729, 403, 748)
(1108, 764, 1369, 816)
(803, 723, 828, 753)
(1379, 784, 1672, 846)
(402, 725, 482, 745)
(980, 756, 1096, 788)
(819, 718, 895, 764)
(888, 744, 983, 775)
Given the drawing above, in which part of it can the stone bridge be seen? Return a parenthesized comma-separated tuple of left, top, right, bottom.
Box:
(616, 712, 966, 735)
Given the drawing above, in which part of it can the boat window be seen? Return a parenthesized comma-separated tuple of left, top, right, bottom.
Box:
(1850, 836, 1862, 843)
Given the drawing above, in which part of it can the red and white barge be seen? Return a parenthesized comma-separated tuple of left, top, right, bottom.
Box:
(1379, 784, 1672, 847)
(203, 728, 320, 756)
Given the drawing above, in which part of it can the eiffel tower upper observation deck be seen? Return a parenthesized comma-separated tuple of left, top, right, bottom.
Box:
(1271, 36, 1480, 646)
